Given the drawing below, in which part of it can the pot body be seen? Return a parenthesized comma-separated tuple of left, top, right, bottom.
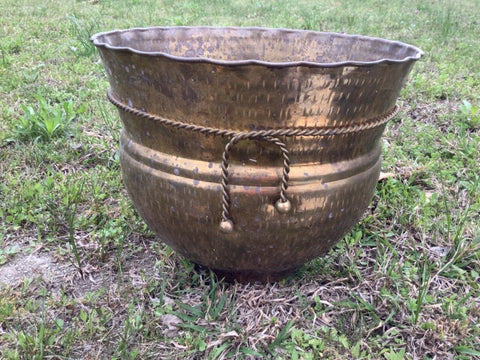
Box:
(92, 27, 422, 282)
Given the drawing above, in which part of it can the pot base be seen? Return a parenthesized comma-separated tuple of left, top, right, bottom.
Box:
(197, 265, 301, 283)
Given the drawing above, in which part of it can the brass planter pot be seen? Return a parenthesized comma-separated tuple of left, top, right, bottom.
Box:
(92, 27, 423, 282)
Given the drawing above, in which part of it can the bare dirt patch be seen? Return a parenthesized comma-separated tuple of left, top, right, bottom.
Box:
(0, 253, 71, 288)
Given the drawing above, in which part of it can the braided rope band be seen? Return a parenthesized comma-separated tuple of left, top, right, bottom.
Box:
(107, 89, 399, 233)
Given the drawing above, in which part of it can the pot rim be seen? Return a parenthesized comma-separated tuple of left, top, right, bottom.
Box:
(91, 26, 424, 68)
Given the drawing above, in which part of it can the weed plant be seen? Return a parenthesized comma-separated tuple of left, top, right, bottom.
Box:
(10, 95, 85, 142)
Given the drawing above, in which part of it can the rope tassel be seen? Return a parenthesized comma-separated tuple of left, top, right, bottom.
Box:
(219, 134, 291, 233)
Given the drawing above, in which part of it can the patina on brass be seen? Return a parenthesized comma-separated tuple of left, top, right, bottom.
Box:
(92, 27, 423, 282)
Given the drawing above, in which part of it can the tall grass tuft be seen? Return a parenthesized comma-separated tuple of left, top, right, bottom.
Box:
(67, 15, 99, 56)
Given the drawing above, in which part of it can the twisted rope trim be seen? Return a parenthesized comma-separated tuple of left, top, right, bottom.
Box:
(107, 89, 399, 232)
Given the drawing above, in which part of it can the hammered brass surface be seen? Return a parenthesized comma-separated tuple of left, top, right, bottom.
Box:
(92, 27, 423, 282)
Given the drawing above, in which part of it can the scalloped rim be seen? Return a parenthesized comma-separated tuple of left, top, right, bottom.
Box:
(91, 26, 424, 68)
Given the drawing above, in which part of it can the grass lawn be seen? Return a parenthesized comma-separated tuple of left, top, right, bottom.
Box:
(0, 0, 479, 359)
